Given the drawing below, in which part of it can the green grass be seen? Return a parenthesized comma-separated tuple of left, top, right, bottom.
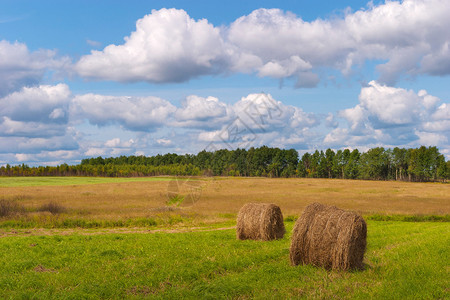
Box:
(3, 211, 447, 230)
(366, 214, 450, 222)
(0, 216, 159, 229)
(0, 176, 174, 187)
(0, 221, 448, 299)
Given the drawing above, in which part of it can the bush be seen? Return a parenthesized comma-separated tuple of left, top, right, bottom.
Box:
(38, 202, 67, 214)
(0, 199, 25, 217)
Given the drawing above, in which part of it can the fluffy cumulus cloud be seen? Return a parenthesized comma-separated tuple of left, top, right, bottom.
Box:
(0, 118, 67, 138)
(0, 84, 80, 165)
(101, 138, 137, 156)
(0, 40, 70, 96)
(197, 93, 320, 149)
(4, 2, 450, 165)
(75, 1, 450, 86)
(0, 135, 78, 155)
(348, 0, 450, 84)
(324, 81, 450, 149)
(0, 84, 71, 137)
(226, 9, 341, 86)
(0, 134, 80, 166)
(233, 93, 318, 131)
(76, 8, 228, 83)
(174, 95, 232, 129)
(68, 92, 321, 155)
(71, 94, 176, 131)
(229, 0, 450, 85)
(1, 84, 448, 165)
(81, 132, 175, 158)
(0, 43, 74, 164)
(69, 92, 321, 155)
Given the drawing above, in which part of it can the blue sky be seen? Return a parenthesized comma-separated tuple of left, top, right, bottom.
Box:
(0, 0, 449, 165)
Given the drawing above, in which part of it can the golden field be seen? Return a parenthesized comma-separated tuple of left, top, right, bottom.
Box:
(1, 177, 448, 224)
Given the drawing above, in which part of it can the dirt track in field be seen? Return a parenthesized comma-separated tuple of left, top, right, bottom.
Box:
(0, 226, 236, 238)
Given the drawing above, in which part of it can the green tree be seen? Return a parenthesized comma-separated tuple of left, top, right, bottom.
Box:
(359, 147, 388, 180)
(325, 148, 336, 178)
(344, 149, 359, 179)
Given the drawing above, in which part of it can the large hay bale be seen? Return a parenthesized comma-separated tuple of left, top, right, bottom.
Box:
(236, 203, 285, 241)
(289, 203, 367, 270)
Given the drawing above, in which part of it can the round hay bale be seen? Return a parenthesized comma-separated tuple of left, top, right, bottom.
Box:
(289, 202, 367, 270)
(236, 203, 285, 241)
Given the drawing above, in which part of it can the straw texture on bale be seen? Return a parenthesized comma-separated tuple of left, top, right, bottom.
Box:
(290, 203, 367, 270)
(236, 203, 285, 241)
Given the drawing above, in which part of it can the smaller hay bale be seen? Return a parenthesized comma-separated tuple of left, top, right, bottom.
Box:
(236, 203, 285, 241)
(290, 203, 367, 271)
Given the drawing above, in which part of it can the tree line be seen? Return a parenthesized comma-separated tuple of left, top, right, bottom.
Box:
(297, 146, 448, 181)
(1, 146, 449, 181)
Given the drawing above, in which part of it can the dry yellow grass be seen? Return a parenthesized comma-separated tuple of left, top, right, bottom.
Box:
(192, 177, 449, 217)
(1, 177, 448, 223)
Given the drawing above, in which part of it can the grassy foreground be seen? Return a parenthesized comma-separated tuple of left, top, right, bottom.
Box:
(0, 221, 448, 299)
(1, 177, 448, 298)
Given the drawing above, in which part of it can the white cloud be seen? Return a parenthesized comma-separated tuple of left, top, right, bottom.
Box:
(325, 81, 450, 149)
(68, 92, 320, 155)
(196, 93, 320, 149)
(295, 72, 321, 88)
(230, 1, 450, 85)
(325, 113, 338, 128)
(172, 93, 319, 150)
(0, 80, 446, 165)
(174, 95, 232, 129)
(0, 40, 70, 96)
(86, 39, 102, 48)
(0, 84, 71, 124)
(258, 56, 312, 78)
(233, 93, 318, 131)
(432, 103, 450, 120)
(76, 8, 227, 83)
(71, 94, 176, 131)
(77, 133, 169, 159)
(84, 148, 106, 157)
(271, 129, 316, 149)
(49, 108, 65, 120)
(104, 138, 135, 149)
(0, 117, 67, 137)
(198, 130, 226, 142)
(227, 8, 343, 85)
(15, 153, 32, 162)
(156, 138, 172, 147)
(420, 42, 450, 76)
(0, 136, 78, 154)
(74, 2, 450, 86)
(419, 89, 441, 111)
(0, 149, 81, 166)
(422, 120, 450, 132)
(0, 84, 71, 139)
(359, 81, 422, 125)
(104, 138, 120, 148)
(415, 130, 448, 146)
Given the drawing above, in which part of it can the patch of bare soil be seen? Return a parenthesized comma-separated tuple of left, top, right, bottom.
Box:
(34, 265, 57, 273)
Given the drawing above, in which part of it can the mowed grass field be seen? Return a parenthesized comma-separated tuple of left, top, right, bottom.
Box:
(0, 221, 448, 299)
(1, 177, 449, 299)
